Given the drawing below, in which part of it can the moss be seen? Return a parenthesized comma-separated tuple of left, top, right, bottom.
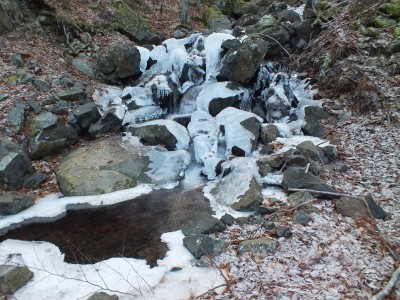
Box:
(204, 5, 225, 27)
(322, 52, 333, 71)
(373, 16, 397, 28)
(394, 26, 400, 38)
(380, 1, 400, 19)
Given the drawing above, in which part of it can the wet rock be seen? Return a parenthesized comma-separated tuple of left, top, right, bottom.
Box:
(27, 112, 79, 160)
(55, 87, 87, 104)
(0, 265, 33, 294)
(238, 237, 278, 253)
(183, 234, 228, 259)
(57, 136, 191, 196)
(127, 120, 190, 151)
(211, 172, 263, 211)
(96, 44, 142, 83)
(293, 211, 312, 225)
(88, 109, 122, 138)
(8, 103, 25, 132)
(261, 124, 280, 144)
(275, 226, 292, 238)
(336, 195, 387, 219)
(68, 103, 101, 134)
(218, 35, 268, 85)
(221, 213, 235, 226)
(0, 192, 34, 215)
(87, 292, 118, 300)
(181, 212, 226, 235)
(282, 167, 336, 195)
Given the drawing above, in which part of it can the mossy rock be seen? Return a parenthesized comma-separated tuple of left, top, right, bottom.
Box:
(380, 1, 400, 19)
(0, 265, 33, 294)
(394, 26, 400, 38)
(112, 0, 160, 44)
(373, 16, 397, 28)
(204, 5, 231, 30)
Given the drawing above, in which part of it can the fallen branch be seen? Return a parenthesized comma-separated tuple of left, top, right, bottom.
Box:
(264, 197, 319, 220)
(287, 188, 349, 197)
(369, 266, 400, 300)
(259, 33, 291, 59)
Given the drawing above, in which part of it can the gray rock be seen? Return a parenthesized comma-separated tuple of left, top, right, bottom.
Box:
(0, 94, 8, 101)
(23, 172, 47, 188)
(334, 162, 349, 172)
(72, 58, 95, 78)
(302, 106, 330, 138)
(127, 120, 190, 151)
(322, 145, 339, 162)
(336, 195, 387, 219)
(32, 79, 51, 92)
(56, 136, 191, 196)
(238, 237, 278, 253)
(211, 172, 263, 211)
(261, 124, 280, 144)
(50, 100, 71, 115)
(27, 112, 79, 160)
(236, 14, 260, 27)
(181, 212, 226, 235)
(296, 141, 319, 160)
(288, 191, 314, 207)
(221, 213, 235, 226)
(11, 53, 24, 67)
(275, 226, 292, 238)
(69, 103, 101, 133)
(96, 44, 142, 83)
(283, 149, 309, 167)
(55, 87, 87, 104)
(8, 104, 25, 132)
(87, 291, 118, 300)
(293, 211, 312, 225)
(257, 156, 283, 169)
(258, 163, 272, 176)
(183, 234, 228, 259)
(204, 6, 231, 31)
(88, 109, 122, 138)
(282, 167, 336, 195)
(278, 9, 301, 24)
(27, 99, 41, 114)
(218, 35, 268, 85)
(0, 192, 34, 215)
(0, 265, 33, 294)
(0, 152, 33, 190)
(262, 221, 275, 230)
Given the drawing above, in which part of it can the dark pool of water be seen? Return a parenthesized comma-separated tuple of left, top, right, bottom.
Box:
(0, 187, 211, 267)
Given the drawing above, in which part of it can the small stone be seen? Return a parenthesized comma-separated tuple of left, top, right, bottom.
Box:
(220, 213, 235, 226)
(55, 87, 87, 104)
(334, 162, 349, 172)
(32, 79, 51, 92)
(28, 99, 41, 114)
(257, 206, 277, 215)
(262, 221, 275, 230)
(364, 194, 387, 219)
(87, 292, 118, 300)
(293, 211, 312, 225)
(11, 53, 24, 67)
(296, 141, 318, 159)
(8, 104, 26, 132)
(261, 124, 280, 144)
(0, 192, 34, 215)
(0, 265, 33, 294)
(0, 94, 8, 101)
(238, 237, 278, 253)
(258, 163, 272, 176)
(275, 226, 292, 238)
(288, 191, 314, 207)
(183, 234, 228, 259)
(260, 144, 274, 154)
(23, 172, 47, 188)
(322, 145, 339, 162)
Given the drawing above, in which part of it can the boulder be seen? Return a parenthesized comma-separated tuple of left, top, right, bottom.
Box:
(183, 234, 228, 259)
(204, 5, 232, 31)
(282, 167, 336, 195)
(27, 112, 79, 160)
(283, 149, 309, 167)
(296, 141, 319, 160)
(96, 44, 142, 83)
(302, 106, 330, 138)
(56, 136, 191, 196)
(87, 292, 118, 300)
(0, 265, 33, 294)
(181, 212, 226, 235)
(218, 35, 269, 85)
(0, 192, 34, 215)
(112, 1, 161, 44)
(127, 120, 190, 151)
(0, 0, 23, 35)
(216, 107, 262, 155)
(238, 237, 277, 253)
(0, 137, 34, 190)
(210, 172, 263, 211)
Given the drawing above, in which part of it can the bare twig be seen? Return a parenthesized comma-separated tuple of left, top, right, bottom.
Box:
(259, 33, 291, 59)
(287, 188, 349, 197)
(203, 255, 231, 294)
(369, 266, 400, 300)
(264, 197, 319, 220)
